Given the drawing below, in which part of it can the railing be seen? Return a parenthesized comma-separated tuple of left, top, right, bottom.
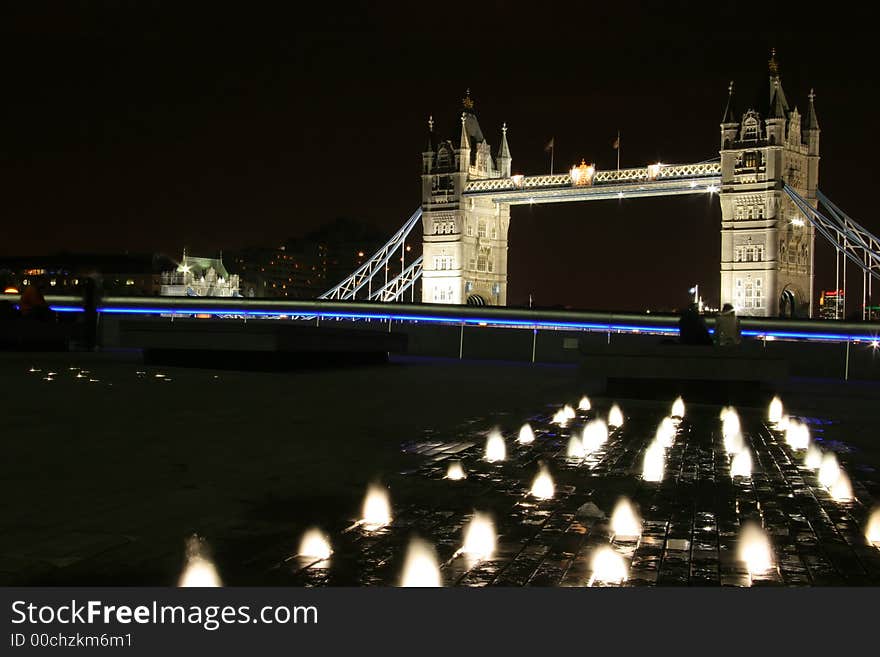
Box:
(464, 162, 722, 194)
(22, 295, 880, 344)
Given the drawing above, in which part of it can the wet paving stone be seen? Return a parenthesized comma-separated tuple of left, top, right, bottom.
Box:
(265, 398, 880, 587)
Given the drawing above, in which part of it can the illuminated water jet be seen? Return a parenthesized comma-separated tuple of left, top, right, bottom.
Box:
(642, 441, 665, 482)
(730, 448, 752, 478)
(608, 404, 624, 428)
(563, 404, 576, 420)
(446, 460, 466, 480)
(830, 471, 853, 502)
(566, 435, 586, 459)
(671, 396, 685, 419)
(552, 409, 568, 426)
(298, 528, 332, 560)
(777, 415, 791, 431)
(361, 484, 392, 531)
(785, 421, 810, 451)
(582, 419, 609, 453)
(805, 444, 823, 470)
(768, 396, 784, 424)
(578, 396, 592, 411)
(530, 465, 555, 499)
(610, 498, 642, 539)
(818, 453, 841, 489)
(485, 429, 506, 462)
(721, 407, 740, 443)
(400, 538, 442, 587)
(865, 508, 880, 547)
(517, 423, 535, 444)
(655, 417, 676, 448)
(589, 546, 627, 585)
(724, 430, 745, 456)
(178, 535, 222, 587)
(738, 523, 773, 577)
(461, 512, 496, 561)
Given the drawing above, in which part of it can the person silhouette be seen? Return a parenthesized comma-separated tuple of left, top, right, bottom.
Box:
(714, 303, 741, 346)
(678, 303, 712, 345)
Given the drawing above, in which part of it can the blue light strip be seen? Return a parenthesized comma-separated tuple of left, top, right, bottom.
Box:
(73, 304, 880, 343)
(93, 305, 679, 334)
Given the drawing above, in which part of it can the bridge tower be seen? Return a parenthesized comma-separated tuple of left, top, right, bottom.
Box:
(420, 91, 511, 306)
(719, 50, 820, 317)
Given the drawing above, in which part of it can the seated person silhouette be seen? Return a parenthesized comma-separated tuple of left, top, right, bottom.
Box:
(714, 303, 742, 346)
(678, 303, 713, 345)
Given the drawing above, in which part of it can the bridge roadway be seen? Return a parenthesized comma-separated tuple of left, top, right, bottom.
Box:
(463, 162, 722, 205)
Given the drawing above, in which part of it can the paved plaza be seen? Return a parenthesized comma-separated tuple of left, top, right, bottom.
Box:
(2, 352, 879, 586)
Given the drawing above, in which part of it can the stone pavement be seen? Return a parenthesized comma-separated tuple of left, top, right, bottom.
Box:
(279, 399, 880, 586)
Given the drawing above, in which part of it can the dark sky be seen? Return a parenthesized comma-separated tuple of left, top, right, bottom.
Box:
(3, 2, 878, 312)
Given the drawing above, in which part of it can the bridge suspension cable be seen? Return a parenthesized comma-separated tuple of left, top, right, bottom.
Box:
(319, 208, 422, 301)
(368, 256, 423, 302)
(784, 184, 880, 319)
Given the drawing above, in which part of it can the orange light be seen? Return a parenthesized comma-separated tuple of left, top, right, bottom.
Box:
(3, 287, 19, 294)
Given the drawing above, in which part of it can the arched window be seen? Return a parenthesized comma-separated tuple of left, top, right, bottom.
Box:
(741, 113, 760, 141)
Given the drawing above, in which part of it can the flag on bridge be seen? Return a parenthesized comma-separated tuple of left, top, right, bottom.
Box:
(612, 133, 620, 149)
(544, 137, 555, 152)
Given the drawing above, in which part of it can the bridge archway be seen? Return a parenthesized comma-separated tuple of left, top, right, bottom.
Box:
(466, 294, 486, 306)
(779, 286, 798, 318)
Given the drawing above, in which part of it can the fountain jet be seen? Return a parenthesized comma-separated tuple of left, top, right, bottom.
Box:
(610, 498, 642, 540)
(730, 448, 752, 478)
(642, 441, 665, 482)
(566, 435, 586, 459)
(517, 423, 535, 444)
(805, 444, 823, 470)
(785, 421, 810, 451)
(578, 396, 592, 411)
(608, 404, 624, 428)
(530, 465, 555, 500)
(818, 453, 842, 489)
(721, 407, 741, 442)
(461, 512, 496, 561)
(446, 460, 466, 480)
(671, 396, 685, 419)
(485, 429, 506, 462)
(298, 528, 332, 560)
(768, 396, 784, 425)
(655, 417, 676, 448)
(400, 538, 442, 587)
(865, 508, 880, 547)
(582, 419, 609, 453)
(738, 523, 774, 577)
(178, 535, 222, 587)
(589, 546, 628, 585)
(830, 471, 853, 502)
(724, 430, 745, 456)
(361, 484, 392, 531)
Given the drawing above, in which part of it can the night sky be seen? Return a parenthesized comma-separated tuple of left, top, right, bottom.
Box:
(3, 3, 878, 312)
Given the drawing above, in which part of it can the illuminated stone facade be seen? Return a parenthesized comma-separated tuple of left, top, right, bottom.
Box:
(420, 92, 511, 306)
(719, 51, 820, 317)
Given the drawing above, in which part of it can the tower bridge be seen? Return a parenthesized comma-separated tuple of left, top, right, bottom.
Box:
(322, 51, 880, 320)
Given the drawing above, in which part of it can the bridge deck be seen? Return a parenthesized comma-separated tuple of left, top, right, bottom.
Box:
(464, 162, 721, 205)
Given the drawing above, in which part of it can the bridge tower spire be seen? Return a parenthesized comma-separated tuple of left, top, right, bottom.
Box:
(718, 50, 820, 318)
(420, 90, 511, 306)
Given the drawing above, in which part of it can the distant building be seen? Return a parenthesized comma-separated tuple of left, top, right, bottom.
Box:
(160, 251, 240, 297)
(0, 253, 176, 296)
(818, 289, 844, 319)
(225, 245, 322, 299)
(223, 217, 386, 299)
